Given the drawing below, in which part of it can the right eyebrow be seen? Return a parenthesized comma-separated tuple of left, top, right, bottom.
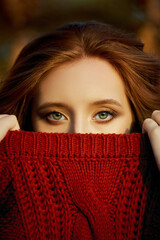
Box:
(37, 102, 72, 112)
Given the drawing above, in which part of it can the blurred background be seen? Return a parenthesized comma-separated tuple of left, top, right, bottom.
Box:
(0, 0, 160, 80)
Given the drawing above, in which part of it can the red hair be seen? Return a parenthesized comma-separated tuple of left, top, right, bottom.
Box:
(0, 21, 160, 131)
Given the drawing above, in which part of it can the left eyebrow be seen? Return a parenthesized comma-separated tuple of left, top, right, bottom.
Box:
(91, 99, 122, 107)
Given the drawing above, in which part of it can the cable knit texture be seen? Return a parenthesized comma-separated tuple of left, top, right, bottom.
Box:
(0, 130, 160, 240)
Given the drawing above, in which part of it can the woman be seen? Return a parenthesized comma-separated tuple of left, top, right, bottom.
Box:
(0, 21, 160, 169)
(0, 21, 160, 239)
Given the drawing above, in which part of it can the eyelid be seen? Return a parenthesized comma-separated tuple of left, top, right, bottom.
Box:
(44, 111, 67, 121)
(41, 109, 117, 123)
(93, 110, 117, 121)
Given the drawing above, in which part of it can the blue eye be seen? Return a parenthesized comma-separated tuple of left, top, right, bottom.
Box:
(94, 111, 113, 121)
(47, 112, 66, 121)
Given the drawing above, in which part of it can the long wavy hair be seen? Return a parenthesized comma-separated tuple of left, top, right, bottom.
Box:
(0, 21, 160, 131)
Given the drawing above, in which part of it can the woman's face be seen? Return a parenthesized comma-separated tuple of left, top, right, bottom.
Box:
(32, 57, 135, 134)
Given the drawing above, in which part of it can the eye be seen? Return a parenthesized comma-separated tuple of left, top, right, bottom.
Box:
(94, 111, 114, 121)
(46, 111, 66, 121)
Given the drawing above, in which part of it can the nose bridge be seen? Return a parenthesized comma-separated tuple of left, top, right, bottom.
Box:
(69, 111, 89, 134)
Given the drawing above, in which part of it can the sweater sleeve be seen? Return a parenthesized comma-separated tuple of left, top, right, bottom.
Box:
(0, 155, 11, 198)
(0, 138, 26, 239)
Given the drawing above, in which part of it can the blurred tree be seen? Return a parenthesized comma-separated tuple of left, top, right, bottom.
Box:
(0, 0, 159, 79)
(0, 0, 39, 28)
(137, 0, 160, 56)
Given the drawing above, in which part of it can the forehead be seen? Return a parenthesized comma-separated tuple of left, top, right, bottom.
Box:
(36, 57, 128, 105)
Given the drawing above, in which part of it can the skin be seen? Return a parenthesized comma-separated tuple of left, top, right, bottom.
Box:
(32, 58, 135, 134)
(0, 57, 160, 171)
(0, 115, 20, 140)
(142, 110, 160, 171)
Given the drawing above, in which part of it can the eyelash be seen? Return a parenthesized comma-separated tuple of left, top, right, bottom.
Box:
(45, 110, 117, 123)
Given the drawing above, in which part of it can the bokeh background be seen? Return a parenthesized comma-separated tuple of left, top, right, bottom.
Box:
(0, 0, 160, 80)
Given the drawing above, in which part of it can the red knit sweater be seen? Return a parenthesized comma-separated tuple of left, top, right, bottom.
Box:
(0, 130, 160, 240)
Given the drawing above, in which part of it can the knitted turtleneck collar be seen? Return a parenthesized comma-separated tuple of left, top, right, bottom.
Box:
(0, 130, 152, 157)
(0, 130, 160, 240)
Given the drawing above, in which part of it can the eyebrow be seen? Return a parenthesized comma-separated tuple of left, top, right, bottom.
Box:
(91, 99, 122, 107)
(37, 99, 122, 112)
